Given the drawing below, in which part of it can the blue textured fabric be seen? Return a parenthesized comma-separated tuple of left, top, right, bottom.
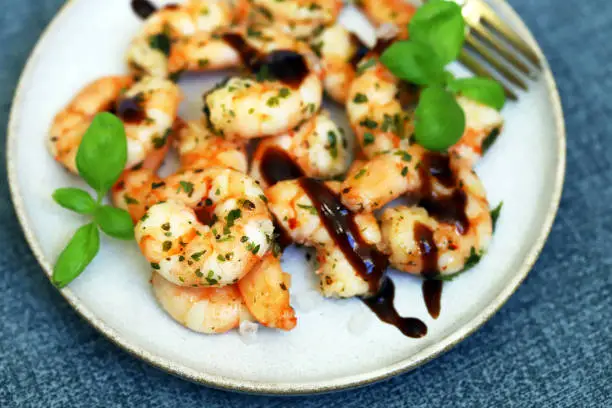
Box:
(1, 0, 610, 406)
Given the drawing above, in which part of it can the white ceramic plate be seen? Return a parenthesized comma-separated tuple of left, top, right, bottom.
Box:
(7, 0, 565, 395)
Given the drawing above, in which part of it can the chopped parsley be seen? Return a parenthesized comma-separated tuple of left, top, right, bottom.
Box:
(297, 204, 317, 215)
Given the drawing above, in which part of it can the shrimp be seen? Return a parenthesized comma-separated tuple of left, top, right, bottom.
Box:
(346, 56, 416, 158)
(204, 75, 322, 139)
(151, 272, 253, 334)
(249, 0, 343, 39)
(127, 0, 238, 78)
(176, 119, 248, 172)
(49, 75, 181, 174)
(449, 96, 504, 167)
(134, 167, 274, 287)
(203, 26, 323, 139)
(310, 24, 369, 104)
(238, 253, 297, 330)
(358, 0, 417, 39)
(112, 118, 248, 221)
(341, 144, 427, 213)
(250, 110, 350, 188)
(380, 156, 493, 276)
(265, 179, 386, 297)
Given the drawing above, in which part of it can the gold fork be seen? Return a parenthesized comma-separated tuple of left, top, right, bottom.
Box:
(452, 0, 541, 100)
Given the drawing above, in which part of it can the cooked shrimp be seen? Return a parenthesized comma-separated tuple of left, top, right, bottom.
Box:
(311, 24, 369, 103)
(204, 74, 322, 139)
(151, 272, 253, 334)
(359, 0, 417, 39)
(266, 180, 386, 297)
(238, 253, 297, 330)
(113, 118, 248, 221)
(381, 156, 493, 276)
(340, 144, 427, 213)
(176, 119, 248, 172)
(49, 76, 132, 174)
(346, 57, 415, 158)
(203, 26, 323, 139)
(134, 167, 274, 287)
(250, 110, 350, 188)
(449, 96, 504, 167)
(49, 76, 181, 174)
(249, 0, 342, 39)
(127, 0, 237, 78)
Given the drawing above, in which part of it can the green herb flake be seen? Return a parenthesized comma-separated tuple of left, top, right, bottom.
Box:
(297, 204, 317, 215)
(359, 118, 378, 129)
(353, 93, 368, 103)
(356, 59, 376, 75)
(177, 181, 195, 197)
(191, 251, 206, 261)
(354, 169, 367, 179)
(327, 131, 338, 158)
(394, 150, 412, 162)
(490, 202, 503, 230)
(124, 195, 139, 205)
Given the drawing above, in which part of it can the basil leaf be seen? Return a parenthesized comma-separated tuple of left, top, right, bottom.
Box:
(76, 113, 127, 195)
(94, 205, 134, 240)
(380, 40, 446, 86)
(52, 188, 97, 214)
(409, 0, 466, 64)
(52, 223, 100, 288)
(414, 86, 465, 151)
(448, 77, 506, 111)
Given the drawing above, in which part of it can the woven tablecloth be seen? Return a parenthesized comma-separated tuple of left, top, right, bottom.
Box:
(1, 0, 610, 406)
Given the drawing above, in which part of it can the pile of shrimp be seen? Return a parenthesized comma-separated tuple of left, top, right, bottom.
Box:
(47, 0, 504, 335)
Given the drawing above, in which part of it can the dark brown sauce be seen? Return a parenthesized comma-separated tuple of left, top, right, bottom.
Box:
(252, 50, 310, 88)
(115, 95, 146, 124)
(397, 81, 420, 109)
(372, 37, 395, 56)
(221, 33, 309, 88)
(414, 222, 438, 277)
(418, 152, 469, 235)
(422, 279, 443, 319)
(194, 205, 215, 226)
(420, 191, 468, 235)
(130, 0, 157, 19)
(299, 178, 389, 293)
(259, 147, 305, 186)
(222, 33, 261, 68)
(349, 34, 371, 68)
(363, 278, 427, 338)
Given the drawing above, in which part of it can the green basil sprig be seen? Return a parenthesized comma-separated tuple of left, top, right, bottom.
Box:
(380, 0, 506, 151)
(52, 112, 134, 288)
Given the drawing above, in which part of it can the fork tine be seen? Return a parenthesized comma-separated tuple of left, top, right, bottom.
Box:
(476, 0, 541, 67)
(464, 33, 528, 90)
(458, 49, 518, 101)
(470, 24, 533, 76)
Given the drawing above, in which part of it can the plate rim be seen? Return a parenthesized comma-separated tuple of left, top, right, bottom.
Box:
(6, 0, 566, 395)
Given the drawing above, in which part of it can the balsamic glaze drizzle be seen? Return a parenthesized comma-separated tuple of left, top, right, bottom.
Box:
(221, 34, 310, 88)
(422, 279, 443, 320)
(115, 95, 146, 124)
(298, 178, 389, 294)
(259, 147, 305, 186)
(130, 0, 157, 20)
(363, 278, 427, 338)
